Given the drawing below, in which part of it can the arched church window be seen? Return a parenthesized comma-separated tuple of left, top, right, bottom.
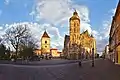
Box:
(75, 22, 77, 27)
(77, 35, 79, 39)
(77, 23, 79, 26)
(74, 35, 76, 39)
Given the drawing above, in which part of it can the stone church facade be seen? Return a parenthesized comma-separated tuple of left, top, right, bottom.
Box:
(63, 10, 96, 60)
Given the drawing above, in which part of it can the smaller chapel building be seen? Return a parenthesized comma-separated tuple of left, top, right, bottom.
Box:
(35, 31, 61, 59)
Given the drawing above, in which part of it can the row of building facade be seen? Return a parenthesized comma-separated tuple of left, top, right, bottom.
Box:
(109, 0, 120, 64)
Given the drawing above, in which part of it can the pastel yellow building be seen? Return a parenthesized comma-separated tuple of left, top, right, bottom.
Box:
(35, 31, 61, 58)
(41, 31, 50, 54)
(63, 10, 96, 59)
(34, 49, 41, 56)
(50, 49, 60, 58)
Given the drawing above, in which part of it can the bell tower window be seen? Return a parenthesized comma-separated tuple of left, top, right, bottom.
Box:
(45, 41, 47, 44)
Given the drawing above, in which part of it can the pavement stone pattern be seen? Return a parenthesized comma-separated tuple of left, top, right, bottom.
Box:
(0, 59, 80, 66)
(0, 59, 120, 80)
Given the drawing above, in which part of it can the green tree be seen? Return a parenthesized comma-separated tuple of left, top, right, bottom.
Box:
(0, 44, 6, 59)
(19, 36, 38, 59)
(5, 47, 11, 60)
(20, 47, 34, 59)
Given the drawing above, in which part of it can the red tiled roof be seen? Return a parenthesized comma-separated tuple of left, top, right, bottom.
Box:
(42, 31, 50, 38)
(50, 48, 57, 50)
(57, 52, 62, 54)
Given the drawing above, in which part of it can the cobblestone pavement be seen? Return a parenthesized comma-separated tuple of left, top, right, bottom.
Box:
(0, 59, 78, 65)
(0, 59, 120, 80)
(0, 59, 89, 66)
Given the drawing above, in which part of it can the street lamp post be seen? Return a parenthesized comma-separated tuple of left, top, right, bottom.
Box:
(92, 48, 94, 67)
(78, 44, 82, 67)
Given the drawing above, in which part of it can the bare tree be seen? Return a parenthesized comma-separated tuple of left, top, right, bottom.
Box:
(5, 24, 30, 57)
(19, 36, 38, 59)
(20, 35, 38, 49)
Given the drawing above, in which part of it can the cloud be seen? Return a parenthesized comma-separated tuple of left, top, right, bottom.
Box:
(31, 0, 91, 31)
(4, 0, 10, 5)
(34, 0, 72, 24)
(91, 21, 111, 53)
(30, 0, 102, 52)
(0, 26, 3, 30)
(80, 21, 92, 34)
(29, 0, 93, 51)
(47, 26, 64, 50)
(93, 8, 115, 53)
(0, 22, 64, 51)
(1, 0, 114, 53)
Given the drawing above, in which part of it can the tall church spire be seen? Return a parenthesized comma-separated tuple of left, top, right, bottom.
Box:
(73, 9, 78, 15)
(69, 9, 80, 46)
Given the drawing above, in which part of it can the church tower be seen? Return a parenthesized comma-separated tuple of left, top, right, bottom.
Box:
(69, 10, 80, 46)
(68, 10, 80, 59)
(41, 31, 50, 55)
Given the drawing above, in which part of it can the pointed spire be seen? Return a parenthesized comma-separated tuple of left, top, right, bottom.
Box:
(42, 30, 50, 38)
(91, 34, 94, 38)
(73, 9, 78, 15)
(74, 8, 76, 12)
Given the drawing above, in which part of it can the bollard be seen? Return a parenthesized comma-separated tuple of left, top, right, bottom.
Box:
(92, 61, 94, 67)
(78, 61, 82, 67)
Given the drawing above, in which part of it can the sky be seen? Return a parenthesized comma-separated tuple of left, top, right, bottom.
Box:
(0, 0, 119, 54)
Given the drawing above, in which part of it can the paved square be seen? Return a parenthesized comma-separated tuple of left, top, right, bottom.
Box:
(0, 59, 120, 80)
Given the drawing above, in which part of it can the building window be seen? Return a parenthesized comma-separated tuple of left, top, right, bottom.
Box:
(74, 23, 76, 27)
(77, 23, 79, 26)
(45, 41, 47, 44)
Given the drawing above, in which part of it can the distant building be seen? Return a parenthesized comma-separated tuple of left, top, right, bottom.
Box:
(109, 0, 120, 64)
(35, 31, 61, 58)
(50, 49, 60, 58)
(63, 35, 70, 58)
(41, 31, 51, 55)
(63, 10, 96, 60)
(105, 45, 109, 59)
(34, 49, 41, 56)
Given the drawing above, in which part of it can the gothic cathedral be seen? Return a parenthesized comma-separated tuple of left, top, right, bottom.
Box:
(63, 10, 96, 60)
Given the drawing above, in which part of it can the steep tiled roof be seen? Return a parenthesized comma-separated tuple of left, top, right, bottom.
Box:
(42, 31, 50, 38)
(90, 34, 94, 38)
(81, 30, 89, 36)
(69, 10, 80, 21)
